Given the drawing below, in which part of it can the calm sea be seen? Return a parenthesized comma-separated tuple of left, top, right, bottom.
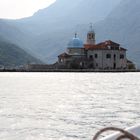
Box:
(0, 72, 140, 140)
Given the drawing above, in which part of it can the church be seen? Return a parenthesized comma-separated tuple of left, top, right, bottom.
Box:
(58, 25, 134, 70)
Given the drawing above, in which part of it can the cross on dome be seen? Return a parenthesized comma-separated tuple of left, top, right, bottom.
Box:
(75, 32, 77, 38)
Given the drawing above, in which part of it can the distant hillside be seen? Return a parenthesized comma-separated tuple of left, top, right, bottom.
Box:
(0, 38, 42, 67)
(0, 0, 121, 63)
(0, 19, 37, 56)
(94, 0, 140, 67)
(0, 0, 140, 67)
(18, 0, 121, 33)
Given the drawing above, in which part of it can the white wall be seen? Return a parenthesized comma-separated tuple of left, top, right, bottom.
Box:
(87, 50, 127, 69)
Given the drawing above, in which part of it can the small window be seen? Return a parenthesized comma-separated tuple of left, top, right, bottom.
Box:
(106, 54, 111, 59)
(95, 54, 98, 58)
(120, 54, 124, 59)
(114, 54, 116, 60)
(89, 55, 93, 59)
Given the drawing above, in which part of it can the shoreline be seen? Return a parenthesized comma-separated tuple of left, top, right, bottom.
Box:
(0, 69, 139, 73)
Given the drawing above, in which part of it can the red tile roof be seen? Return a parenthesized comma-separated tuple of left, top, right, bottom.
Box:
(84, 40, 127, 51)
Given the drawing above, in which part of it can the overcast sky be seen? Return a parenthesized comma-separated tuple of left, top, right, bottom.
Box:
(0, 0, 56, 19)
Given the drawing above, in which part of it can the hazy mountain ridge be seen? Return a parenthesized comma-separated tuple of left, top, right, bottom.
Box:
(0, 0, 140, 66)
(14, 0, 121, 62)
(0, 0, 122, 63)
(17, 0, 122, 33)
(0, 37, 42, 67)
(94, 0, 140, 67)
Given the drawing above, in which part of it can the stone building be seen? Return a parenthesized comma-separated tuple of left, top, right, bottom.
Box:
(58, 26, 134, 70)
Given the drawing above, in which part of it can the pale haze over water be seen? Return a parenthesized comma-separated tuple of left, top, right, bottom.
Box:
(0, 73, 140, 140)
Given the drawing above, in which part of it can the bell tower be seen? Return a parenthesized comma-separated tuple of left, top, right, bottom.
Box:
(86, 23, 95, 45)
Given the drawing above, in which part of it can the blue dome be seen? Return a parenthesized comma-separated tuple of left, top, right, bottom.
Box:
(68, 37, 83, 48)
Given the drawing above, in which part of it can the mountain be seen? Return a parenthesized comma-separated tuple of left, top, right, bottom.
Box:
(0, 37, 42, 67)
(0, 0, 122, 63)
(94, 0, 140, 67)
(17, 0, 122, 33)
(1, 0, 140, 67)
(0, 19, 38, 56)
